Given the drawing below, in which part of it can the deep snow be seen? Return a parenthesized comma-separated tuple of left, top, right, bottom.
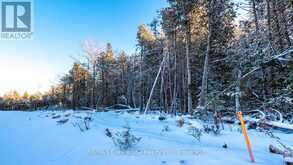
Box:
(0, 110, 292, 165)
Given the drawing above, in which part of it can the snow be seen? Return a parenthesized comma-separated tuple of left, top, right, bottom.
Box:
(284, 157, 293, 164)
(266, 121, 293, 131)
(0, 110, 292, 165)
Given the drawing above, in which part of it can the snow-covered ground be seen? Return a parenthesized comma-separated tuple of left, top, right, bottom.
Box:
(0, 110, 292, 165)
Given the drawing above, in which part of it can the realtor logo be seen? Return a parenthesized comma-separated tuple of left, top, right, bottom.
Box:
(1, 1, 33, 40)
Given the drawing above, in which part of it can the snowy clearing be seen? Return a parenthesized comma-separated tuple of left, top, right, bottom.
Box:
(0, 110, 292, 165)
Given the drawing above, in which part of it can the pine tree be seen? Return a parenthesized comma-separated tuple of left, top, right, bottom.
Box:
(70, 63, 90, 109)
(23, 91, 29, 100)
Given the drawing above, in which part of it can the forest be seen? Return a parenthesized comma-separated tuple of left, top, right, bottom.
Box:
(1, 1, 293, 164)
(0, 0, 292, 118)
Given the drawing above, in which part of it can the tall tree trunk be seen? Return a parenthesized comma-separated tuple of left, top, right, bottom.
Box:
(186, 25, 193, 114)
(168, 52, 173, 112)
(198, 6, 212, 111)
(272, 0, 284, 51)
(266, 0, 273, 44)
(131, 57, 136, 107)
(140, 48, 144, 113)
(252, 0, 259, 34)
(62, 84, 66, 106)
(181, 49, 186, 113)
(101, 69, 105, 106)
(171, 32, 177, 115)
(278, 0, 292, 47)
(160, 68, 164, 113)
(144, 55, 166, 114)
(235, 68, 241, 112)
(92, 61, 96, 108)
(265, 0, 273, 98)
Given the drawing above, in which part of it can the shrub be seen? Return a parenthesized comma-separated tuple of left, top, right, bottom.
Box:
(203, 124, 221, 135)
(158, 116, 166, 121)
(187, 126, 202, 141)
(162, 125, 170, 132)
(176, 117, 185, 127)
(105, 128, 141, 150)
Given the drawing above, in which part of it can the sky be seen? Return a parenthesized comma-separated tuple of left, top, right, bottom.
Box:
(0, 0, 168, 96)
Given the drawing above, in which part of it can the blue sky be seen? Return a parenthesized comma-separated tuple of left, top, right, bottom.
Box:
(0, 0, 168, 95)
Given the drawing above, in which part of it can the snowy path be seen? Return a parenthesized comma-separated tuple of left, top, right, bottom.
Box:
(0, 110, 291, 165)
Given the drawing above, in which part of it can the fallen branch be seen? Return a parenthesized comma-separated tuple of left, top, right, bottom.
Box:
(269, 144, 293, 162)
(57, 118, 69, 125)
(80, 106, 96, 111)
(269, 139, 293, 165)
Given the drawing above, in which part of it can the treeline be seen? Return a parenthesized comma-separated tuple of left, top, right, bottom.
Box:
(0, 91, 48, 110)
(2, 0, 292, 112)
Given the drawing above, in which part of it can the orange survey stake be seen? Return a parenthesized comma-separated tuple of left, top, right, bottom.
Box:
(237, 111, 255, 163)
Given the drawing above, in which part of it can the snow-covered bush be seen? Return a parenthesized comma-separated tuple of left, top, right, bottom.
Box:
(105, 128, 141, 150)
(203, 124, 221, 135)
(158, 116, 166, 121)
(222, 143, 228, 148)
(176, 117, 185, 127)
(117, 95, 127, 105)
(187, 126, 202, 141)
(72, 117, 91, 132)
(268, 96, 293, 113)
(162, 125, 170, 132)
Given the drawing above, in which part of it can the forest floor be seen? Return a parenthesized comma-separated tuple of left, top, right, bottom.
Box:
(0, 110, 292, 165)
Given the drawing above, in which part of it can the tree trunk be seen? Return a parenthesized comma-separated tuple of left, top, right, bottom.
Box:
(144, 55, 166, 114)
(235, 68, 241, 112)
(198, 6, 212, 111)
(265, 0, 273, 98)
(251, 0, 259, 34)
(266, 0, 273, 42)
(140, 47, 144, 113)
(168, 52, 173, 112)
(92, 61, 96, 108)
(160, 68, 164, 113)
(272, 0, 284, 51)
(186, 25, 193, 114)
(171, 32, 177, 115)
(278, 1, 292, 47)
